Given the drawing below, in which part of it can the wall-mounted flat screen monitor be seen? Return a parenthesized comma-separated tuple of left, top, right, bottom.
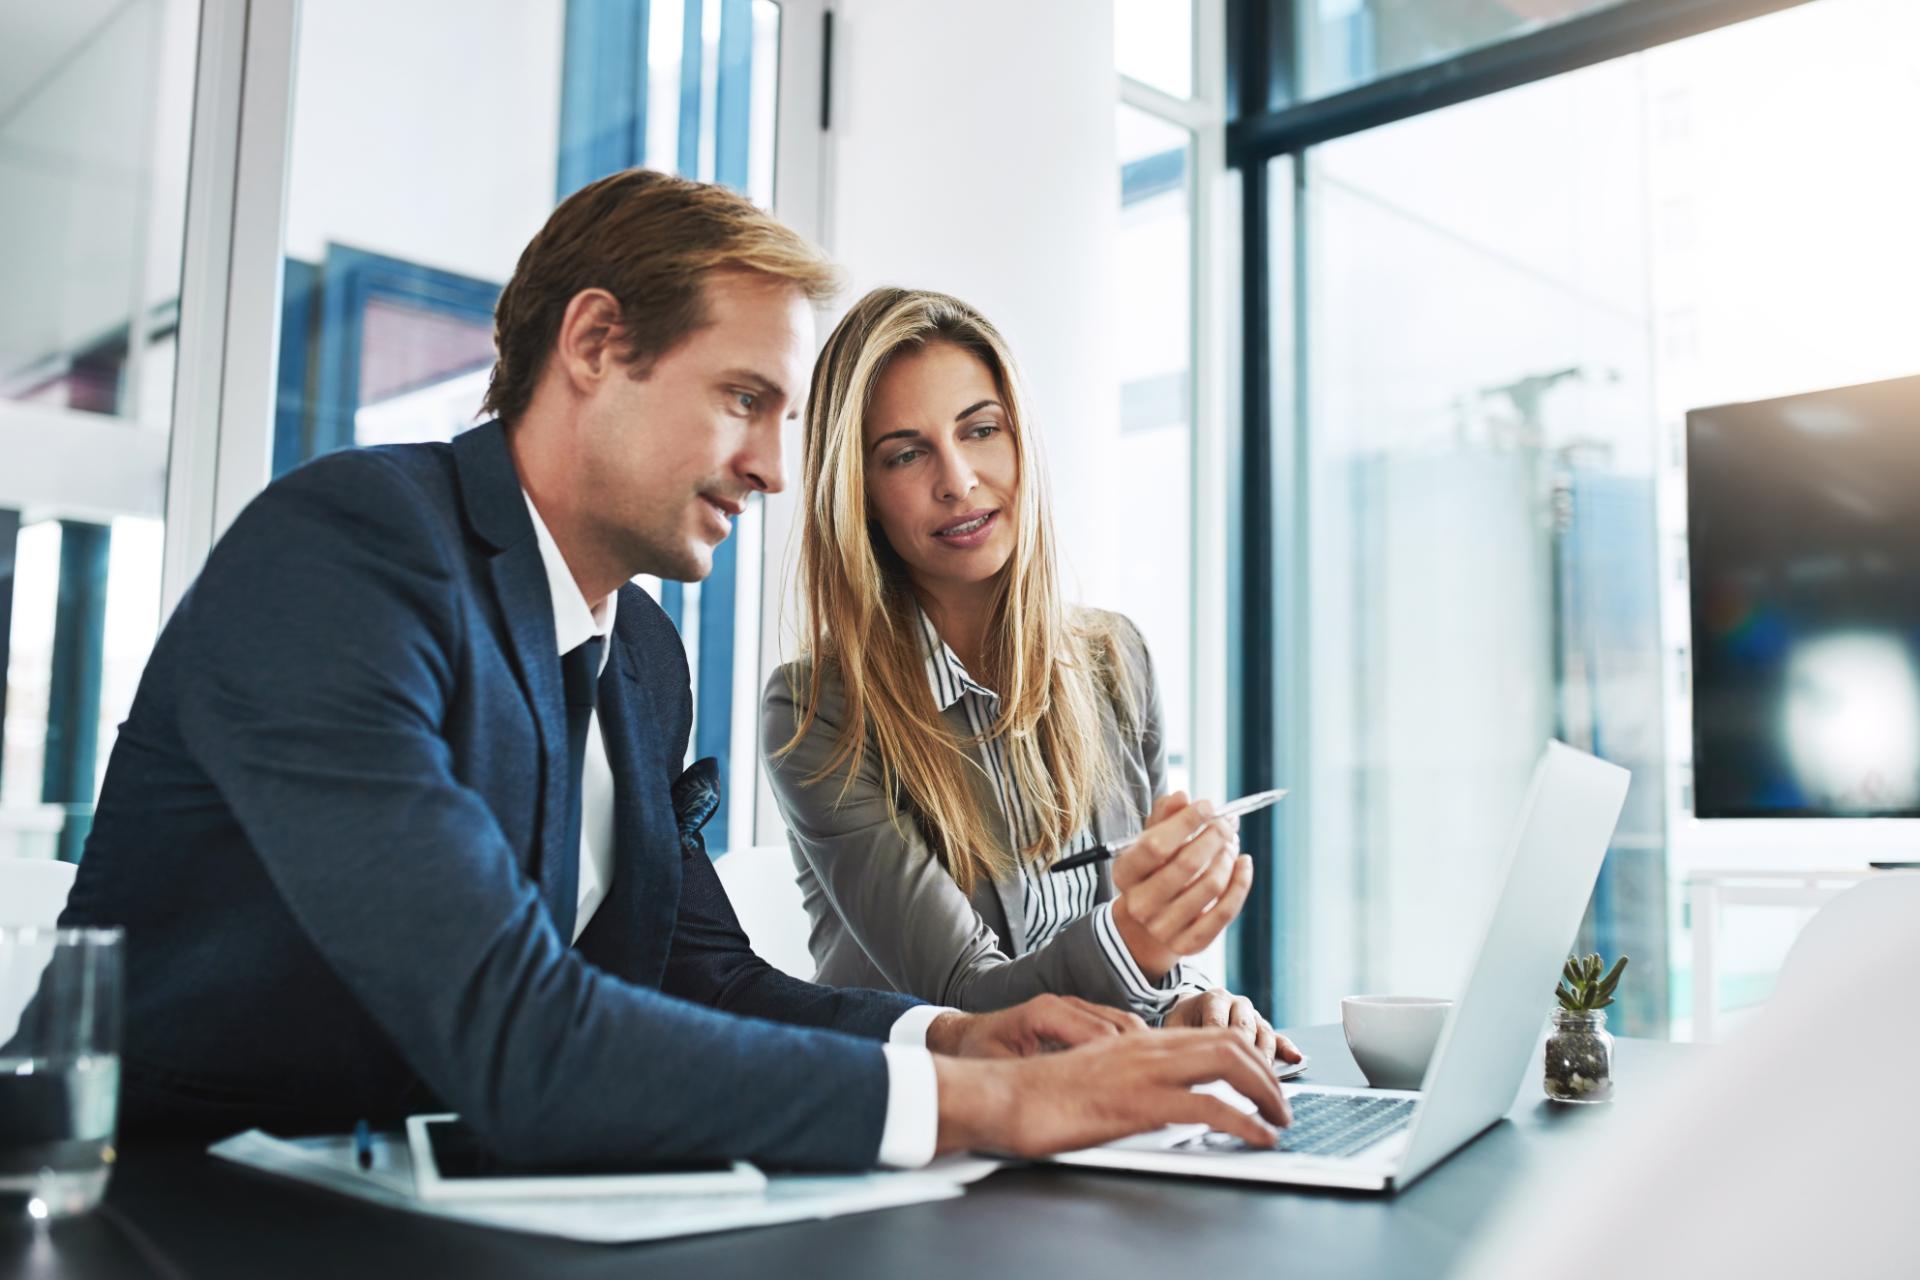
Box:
(1688, 373, 1920, 817)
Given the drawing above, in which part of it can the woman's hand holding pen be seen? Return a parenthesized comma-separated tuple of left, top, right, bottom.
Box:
(1108, 792, 1252, 981)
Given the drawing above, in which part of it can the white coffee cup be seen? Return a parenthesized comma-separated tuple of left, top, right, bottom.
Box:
(1341, 995, 1452, 1090)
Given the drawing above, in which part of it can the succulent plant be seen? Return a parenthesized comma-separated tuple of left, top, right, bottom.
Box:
(1555, 952, 1628, 1013)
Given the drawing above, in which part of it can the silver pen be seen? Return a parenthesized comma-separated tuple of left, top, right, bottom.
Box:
(1047, 789, 1288, 874)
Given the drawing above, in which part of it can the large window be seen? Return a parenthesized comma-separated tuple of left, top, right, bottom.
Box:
(1290, 55, 1665, 1030)
(0, 0, 195, 861)
(1243, 0, 1920, 1037)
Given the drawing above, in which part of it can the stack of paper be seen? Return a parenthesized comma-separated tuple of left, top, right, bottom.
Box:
(209, 1130, 1002, 1244)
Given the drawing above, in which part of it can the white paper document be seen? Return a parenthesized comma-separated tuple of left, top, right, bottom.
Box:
(209, 1129, 998, 1244)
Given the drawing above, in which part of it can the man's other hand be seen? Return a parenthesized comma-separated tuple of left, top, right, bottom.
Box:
(924, 995, 1147, 1058)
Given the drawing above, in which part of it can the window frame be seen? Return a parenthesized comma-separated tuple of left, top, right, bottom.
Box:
(163, 0, 299, 616)
(1113, 0, 1236, 987)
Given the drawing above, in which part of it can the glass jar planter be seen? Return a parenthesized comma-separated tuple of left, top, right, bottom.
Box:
(1544, 1008, 1613, 1103)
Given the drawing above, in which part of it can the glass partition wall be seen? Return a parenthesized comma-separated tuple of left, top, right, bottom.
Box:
(268, 0, 791, 856)
(0, 0, 816, 865)
(0, 0, 196, 861)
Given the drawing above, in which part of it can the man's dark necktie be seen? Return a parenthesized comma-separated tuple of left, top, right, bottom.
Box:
(544, 636, 602, 942)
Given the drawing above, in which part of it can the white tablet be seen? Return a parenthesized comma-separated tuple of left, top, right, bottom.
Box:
(404, 1113, 766, 1202)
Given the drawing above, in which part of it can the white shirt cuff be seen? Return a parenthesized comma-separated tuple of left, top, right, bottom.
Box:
(877, 1044, 940, 1168)
(887, 1002, 951, 1049)
(1091, 901, 1184, 1018)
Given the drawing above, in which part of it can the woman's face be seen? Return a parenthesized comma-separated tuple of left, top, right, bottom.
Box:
(862, 340, 1020, 594)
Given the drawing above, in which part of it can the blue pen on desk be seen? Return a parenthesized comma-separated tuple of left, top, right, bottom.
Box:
(354, 1119, 374, 1171)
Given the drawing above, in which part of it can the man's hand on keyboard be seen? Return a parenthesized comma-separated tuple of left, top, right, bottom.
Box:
(929, 1028, 1293, 1158)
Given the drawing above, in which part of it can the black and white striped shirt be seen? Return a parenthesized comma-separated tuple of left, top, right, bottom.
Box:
(915, 610, 1204, 1019)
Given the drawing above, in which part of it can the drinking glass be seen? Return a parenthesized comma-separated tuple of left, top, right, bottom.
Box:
(0, 927, 123, 1221)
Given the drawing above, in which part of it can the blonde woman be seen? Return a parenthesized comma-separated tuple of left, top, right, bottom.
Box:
(761, 287, 1296, 1061)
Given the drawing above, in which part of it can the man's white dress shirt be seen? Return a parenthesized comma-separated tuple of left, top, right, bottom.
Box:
(521, 493, 941, 1167)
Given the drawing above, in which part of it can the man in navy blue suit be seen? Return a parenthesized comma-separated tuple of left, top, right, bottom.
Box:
(62, 170, 1287, 1169)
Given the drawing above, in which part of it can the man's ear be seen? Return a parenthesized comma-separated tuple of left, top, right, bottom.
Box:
(554, 288, 626, 391)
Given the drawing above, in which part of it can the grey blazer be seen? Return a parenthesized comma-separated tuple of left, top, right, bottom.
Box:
(760, 611, 1167, 1012)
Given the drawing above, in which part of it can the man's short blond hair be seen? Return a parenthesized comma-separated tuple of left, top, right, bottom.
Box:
(482, 169, 840, 424)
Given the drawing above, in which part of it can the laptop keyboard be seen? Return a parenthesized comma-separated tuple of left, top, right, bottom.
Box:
(1171, 1093, 1418, 1159)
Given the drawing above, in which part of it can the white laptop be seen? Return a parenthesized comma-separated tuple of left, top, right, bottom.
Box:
(1050, 740, 1630, 1193)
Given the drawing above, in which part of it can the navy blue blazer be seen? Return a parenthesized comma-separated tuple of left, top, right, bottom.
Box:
(62, 421, 919, 1170)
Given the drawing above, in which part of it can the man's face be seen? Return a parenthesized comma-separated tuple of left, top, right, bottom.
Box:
(575, 270, 813, 582)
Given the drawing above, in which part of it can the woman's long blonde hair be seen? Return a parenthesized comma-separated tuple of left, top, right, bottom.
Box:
(778, 287, 1133, 895)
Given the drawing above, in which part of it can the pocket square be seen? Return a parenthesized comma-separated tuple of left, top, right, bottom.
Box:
(670, 756, 723, 851)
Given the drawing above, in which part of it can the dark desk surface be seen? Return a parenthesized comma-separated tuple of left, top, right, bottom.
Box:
(8, 1026, 1691, 1280)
